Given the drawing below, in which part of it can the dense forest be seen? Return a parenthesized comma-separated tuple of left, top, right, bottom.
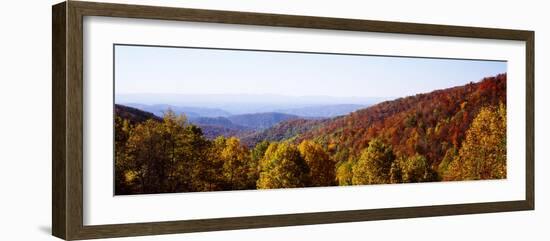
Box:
(115, 74, 506, 195)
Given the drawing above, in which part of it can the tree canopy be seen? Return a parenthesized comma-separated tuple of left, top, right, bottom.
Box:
(114, 74, 508, 194)
(352, 138, 395, 185)
(257, 142, 310, 189)
(444, 104, 507, 180)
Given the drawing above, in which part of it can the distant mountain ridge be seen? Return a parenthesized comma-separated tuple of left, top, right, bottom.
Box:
(275, 104, 367, 117)
(115, 102, 368, 140)
(190, 116, 249, 131)
(115, 104, 310, 139)
(122, 103, 232, 118)
(227, 112, 299, 130)
(116, 94, 387, 114)
(240, 118, 328, 147)
(115, 104, 162, 124)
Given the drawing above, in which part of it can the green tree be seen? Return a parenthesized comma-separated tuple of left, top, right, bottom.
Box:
(298, 140, 335, 186)
(251, 140, 270, 162)
(248, 141, 270, 188)
(445, 104, 507, 180)
(352, 138, 395, 185)
(257, 142, 310, 189)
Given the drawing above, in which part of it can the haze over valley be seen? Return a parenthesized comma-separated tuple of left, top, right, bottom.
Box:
(115, 94, 386, 141)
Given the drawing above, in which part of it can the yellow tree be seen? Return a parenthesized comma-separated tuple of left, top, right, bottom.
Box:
(199, 136, 227, 191)
(298, 140, 335, 186)
(122, 110, 209, 194)
(438, 146, 457, 179)
(114, 116, 134, 194)
(399, 154, 431, 183)
(160, 110, 192, 192)
(220, 137, 251, 190)
(389, 160, 402, 184)
(257, 142, 310, 189)
(352, 138, 395, 185)
(124, 119, 166, 193)
(336, 157, 355, 186)
(159, 110, 210, 193)
(445, 104, 506, 180)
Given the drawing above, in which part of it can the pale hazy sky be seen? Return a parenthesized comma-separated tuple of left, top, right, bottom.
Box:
(114, 45, 506, 98)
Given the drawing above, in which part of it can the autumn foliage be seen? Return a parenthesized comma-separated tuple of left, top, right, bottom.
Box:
(115, 74, 507, 194)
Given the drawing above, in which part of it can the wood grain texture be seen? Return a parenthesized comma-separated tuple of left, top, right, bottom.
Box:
(525, 32, 535, 209)
(66, 2, 85, 240)
(52, 2, 67, 240)
(73, 201, 530, 240)
(52, 1, 535, 240)
(72, 1, 533, 40)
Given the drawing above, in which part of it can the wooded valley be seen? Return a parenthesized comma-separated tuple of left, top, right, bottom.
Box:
(114, 74, 507, 195)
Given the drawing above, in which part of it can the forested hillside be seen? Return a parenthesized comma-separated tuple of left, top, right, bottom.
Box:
(114, 74, 507, 195)
(274, 104, 367, 117)
(241, 118, 327, 147)
(115, 104, 161, 124)
(297, 74, 506, 182)
(123, 103, 231, 118)
(227, 112, 299, 130)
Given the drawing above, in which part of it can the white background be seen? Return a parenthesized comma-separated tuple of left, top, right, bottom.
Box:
(0, 0, 547, 240)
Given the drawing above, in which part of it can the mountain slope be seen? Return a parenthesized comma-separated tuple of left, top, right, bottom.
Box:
(115, 104, 162, 123)
(241, 118, 327, 147)
(115, 104, 249, 139)
(190, 112, 302, 139)
(275, 104, 367, 118)
(187, 116, 253, 139)
(115, 104, 306, 140)
(296, 74, 507, 168)
(227, 112, 299, 130)
(189, 116, 249, 131)
(121, 103, 232, 118)
(197, 124, 254, 140)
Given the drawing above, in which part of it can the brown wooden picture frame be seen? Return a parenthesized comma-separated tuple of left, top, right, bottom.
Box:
(52, 1, 534, 240)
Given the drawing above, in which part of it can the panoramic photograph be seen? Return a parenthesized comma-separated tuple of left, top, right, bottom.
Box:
(114, 44, 507, 195)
